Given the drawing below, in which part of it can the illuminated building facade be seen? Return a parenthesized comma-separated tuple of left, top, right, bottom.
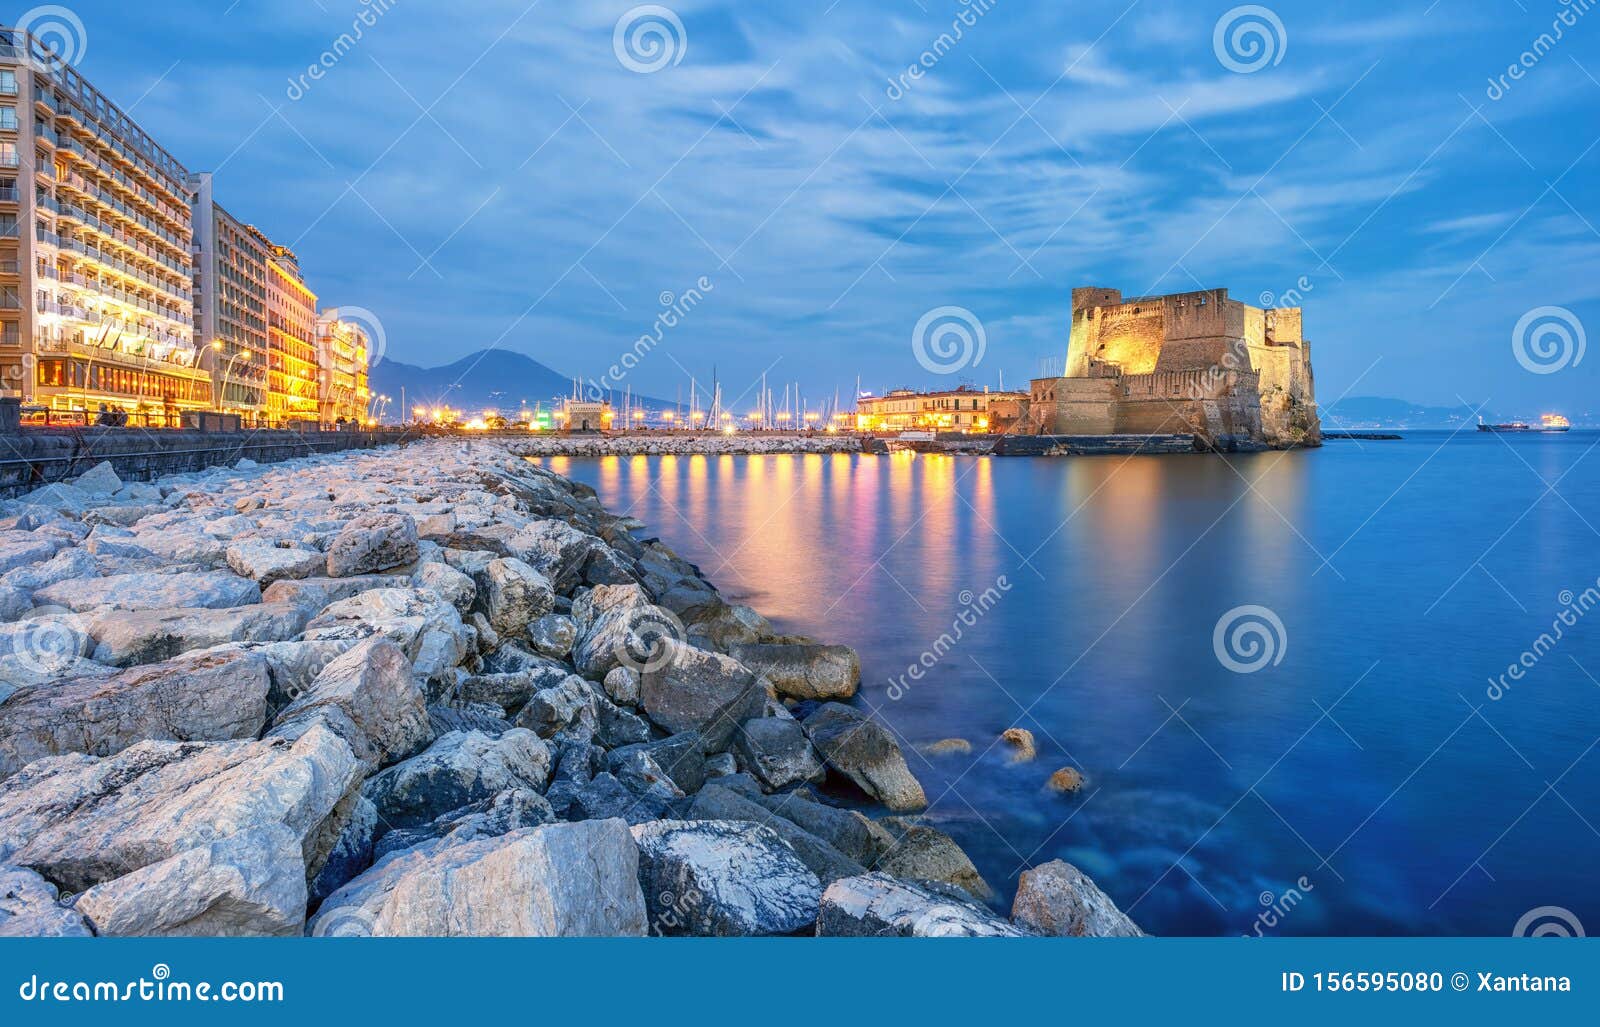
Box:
(0, 28, 206, 421)
(854, 386, 1024, 433)
(315, 308, 369, 425)
(559, 398, 610, 432)
(189, 172, 268, 422)
(265, 245, 319, 426)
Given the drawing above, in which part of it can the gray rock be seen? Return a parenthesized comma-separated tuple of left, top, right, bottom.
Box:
(507, 520, 601, 593)
(802, 703, 927, 811)
(728, 643, 860, 701)
(0, 649, 273, 781)
(478, 558, 555, 637)
(747, 791, 895, 867)
(269, 637, 431, 771)
(304, 588, 468, 683)
(426, 703, 511, 738)
(688, 785, 864, 885)
(876, 817, 993, 900)
(511, 675, 596, 738)
(309, 819, 646, 937)
(603, 665, 640, 705)
(0, 724, 361, 894)
(362, 729, 551, 833)
(72, 825, 307, 937)
(0, 866, 93, 937)
(551, 772, 671, 825)
(0, 545, 96, 592)
(735, 718, 826, 791)
(260, 575, 394, 614)
(309, 796, 378, 906)
(527, 614, 576, 659)
(591, 691, 653, 748)
(73, 461, 123, 496)
(412, 561, 476, 614)
(373, 788, 554, 861)
(226, 541, 325, 587)
(326, 513, 419, 577)
(817, 873, 1030, 937)
(568, 583, 653, 678)
(583, 545, 638, 586)
(640, 642, 765, 751)
(34, 570, 261, 613)
(455, 662, 567, 714)
(87, 603, 309, 667)
(632, 820, 822, 936)
(608, 732, 707, 795)
(1011, 860, 1145, 937)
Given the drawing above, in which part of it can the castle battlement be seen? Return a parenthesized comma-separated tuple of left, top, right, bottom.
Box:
(1032, 285, 1321, 448)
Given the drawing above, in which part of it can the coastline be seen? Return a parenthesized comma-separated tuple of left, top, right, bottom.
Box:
(0, 439, 1141, 938)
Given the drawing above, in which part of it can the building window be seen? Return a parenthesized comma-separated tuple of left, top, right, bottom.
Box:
(0, 71, 15, 97)
(0, 107, 14, 131)
(0, 142, 15, 168)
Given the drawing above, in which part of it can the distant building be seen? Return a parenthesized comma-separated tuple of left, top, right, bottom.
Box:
(315, 309, 369, 425)
(1028, 286, 1320, 447)
(264, 245, 319, 426)
(559, 398, 610, 432)
(855, 385, 1025, 433)
(190, 173, 269, 423)
(1, 27, 206, 422)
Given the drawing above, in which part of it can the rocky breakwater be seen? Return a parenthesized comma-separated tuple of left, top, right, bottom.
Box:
(0, 440, 1140, 938)
(505, 433, 862, 458)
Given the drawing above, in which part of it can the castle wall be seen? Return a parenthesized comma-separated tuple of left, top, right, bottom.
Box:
(1050, 285, 1320, 448)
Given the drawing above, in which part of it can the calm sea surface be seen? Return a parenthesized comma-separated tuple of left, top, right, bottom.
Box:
(535, 432, 1600, 936)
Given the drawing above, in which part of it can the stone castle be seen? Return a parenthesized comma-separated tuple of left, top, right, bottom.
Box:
(1027, 286, 1321, 448)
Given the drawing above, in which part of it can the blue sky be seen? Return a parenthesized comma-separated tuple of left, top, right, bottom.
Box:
(43, 0, 1600, 413)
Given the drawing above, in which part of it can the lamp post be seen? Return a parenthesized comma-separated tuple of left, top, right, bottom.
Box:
(213, 342, 254, 415)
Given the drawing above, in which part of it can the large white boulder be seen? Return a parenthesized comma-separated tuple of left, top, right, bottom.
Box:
(309, 819, 647, 937)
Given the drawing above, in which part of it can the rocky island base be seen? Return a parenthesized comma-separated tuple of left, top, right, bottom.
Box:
(0, 440, 1140, 938)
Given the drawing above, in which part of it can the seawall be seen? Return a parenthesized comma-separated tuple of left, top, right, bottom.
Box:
(0, 428, 394, 498)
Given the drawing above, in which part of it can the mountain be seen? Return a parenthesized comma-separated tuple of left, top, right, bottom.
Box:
(370, 349, 674, 417)
(1321, 397, 1498, 429)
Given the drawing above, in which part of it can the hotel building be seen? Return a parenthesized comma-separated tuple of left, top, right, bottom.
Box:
(0, 28, 207, 421)
(265, 244, 320, 426)
(190, 172, 269, 423)
(315, 308, 370, 425)
(854, 385, 1026, 433)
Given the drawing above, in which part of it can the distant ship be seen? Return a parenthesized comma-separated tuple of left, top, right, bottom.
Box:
(1478, 414, 1571, 433)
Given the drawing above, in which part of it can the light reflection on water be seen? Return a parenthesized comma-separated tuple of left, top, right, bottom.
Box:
(537, 435, 1600, 936)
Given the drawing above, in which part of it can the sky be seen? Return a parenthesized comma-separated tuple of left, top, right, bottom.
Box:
(33, 0, 1600, 414)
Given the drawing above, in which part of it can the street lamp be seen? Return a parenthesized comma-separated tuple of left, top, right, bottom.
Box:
(215, 348, 253, 413)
